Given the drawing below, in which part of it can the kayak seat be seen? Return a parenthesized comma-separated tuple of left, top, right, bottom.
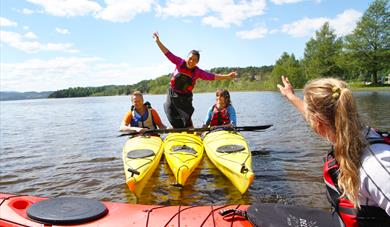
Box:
(27, 197, 108, 225)
(127, 149, 155, 159)
(217, 144, 245, 153)
(171, 145, 197, 154)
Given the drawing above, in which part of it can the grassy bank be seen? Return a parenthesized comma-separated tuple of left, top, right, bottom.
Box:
(348, 82, 390, 92)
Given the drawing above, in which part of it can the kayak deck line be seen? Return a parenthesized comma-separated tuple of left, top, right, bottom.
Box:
(0, 193, 252, 227)
(122, 136, 164, 197)
(164, 132, 204, 186)
(203, 130, 254, 194)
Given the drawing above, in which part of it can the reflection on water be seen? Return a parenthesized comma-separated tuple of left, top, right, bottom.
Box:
(1, 91, 389, 209)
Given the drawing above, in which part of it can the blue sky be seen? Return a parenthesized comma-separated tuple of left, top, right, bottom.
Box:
(1, 0, 372, 92)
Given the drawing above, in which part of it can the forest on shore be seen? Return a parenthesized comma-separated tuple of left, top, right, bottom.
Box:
(49, 0, 389, 98)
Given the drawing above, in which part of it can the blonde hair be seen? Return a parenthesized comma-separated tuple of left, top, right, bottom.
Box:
(303, 78, 366, 207)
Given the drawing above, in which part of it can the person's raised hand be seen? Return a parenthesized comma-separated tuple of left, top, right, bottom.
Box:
(277, 76, 295, 99)
(228, 71, 237, 79)
(152, 32, 159, 42)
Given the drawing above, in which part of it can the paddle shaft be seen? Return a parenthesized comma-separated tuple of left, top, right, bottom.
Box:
(118, 124, 272, 137)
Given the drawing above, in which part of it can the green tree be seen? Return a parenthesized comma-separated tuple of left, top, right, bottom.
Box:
(344, 0, 390, 83)
(302, 22, 344, 80)
(271, 52, 305, 88)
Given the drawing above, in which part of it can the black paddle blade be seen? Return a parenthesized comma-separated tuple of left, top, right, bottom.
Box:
(234, 125, 273, 131)
(118, 124, 273, 137)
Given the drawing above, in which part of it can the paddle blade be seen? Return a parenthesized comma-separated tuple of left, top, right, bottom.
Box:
(234, 125, 273, 131)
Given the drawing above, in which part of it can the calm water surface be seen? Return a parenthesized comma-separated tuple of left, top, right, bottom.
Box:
(1, 91, 389, 209)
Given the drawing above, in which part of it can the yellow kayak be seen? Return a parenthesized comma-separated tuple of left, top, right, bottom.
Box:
(164, 132, 204, 186)
(122, 135, 164, 197)
(203, 130, 254, 194)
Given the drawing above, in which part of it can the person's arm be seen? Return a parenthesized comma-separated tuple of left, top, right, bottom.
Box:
(277, 76, 305, 116)
(153, 32, 183, 66)
(360, 145, 390, 215)
(203, 106, 213, 127)
(214, 71, 237, 80)
(227, 105, 237, 126)
(151, 109, 167, 129)
(153, 32, 169, 54)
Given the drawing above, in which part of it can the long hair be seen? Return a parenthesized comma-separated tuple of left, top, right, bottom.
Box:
(216, 88, 231, 106)
(303, 78, 366, 207)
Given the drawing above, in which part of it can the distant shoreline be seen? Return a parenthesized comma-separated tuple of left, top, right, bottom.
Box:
(1, 86, 389, 101)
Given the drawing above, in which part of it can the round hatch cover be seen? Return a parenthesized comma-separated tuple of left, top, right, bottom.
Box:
(27, 197, 108, 225)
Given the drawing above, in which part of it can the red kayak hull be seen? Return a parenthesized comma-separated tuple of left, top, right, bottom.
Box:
(0, 193, 252, 227)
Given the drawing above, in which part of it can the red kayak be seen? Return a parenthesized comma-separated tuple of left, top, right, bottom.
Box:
(0, 193, 252, 227)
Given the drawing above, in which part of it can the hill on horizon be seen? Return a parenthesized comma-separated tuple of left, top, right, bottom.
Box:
(0, 91, 54, 101)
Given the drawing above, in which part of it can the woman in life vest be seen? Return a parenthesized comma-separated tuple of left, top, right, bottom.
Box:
(153, 32, 237, 128)
(120, 91, 166, 134)
(277, 76, 390, 226)
(203, 89, 236, 128)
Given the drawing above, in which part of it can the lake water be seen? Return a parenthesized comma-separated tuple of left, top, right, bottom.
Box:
(1, 91, 389, 209)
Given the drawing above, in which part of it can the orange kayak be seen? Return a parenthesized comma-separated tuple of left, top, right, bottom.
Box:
(0, 193, 252, 227)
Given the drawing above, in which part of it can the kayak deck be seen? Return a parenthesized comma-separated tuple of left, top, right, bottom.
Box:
(203, 130, 254, 194)
(164, 132, 204, 186)
(0, 193, 252, 227)
(122, 135, 164, 197)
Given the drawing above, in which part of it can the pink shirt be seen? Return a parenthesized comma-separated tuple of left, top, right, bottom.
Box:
(165, 51, 215, 93)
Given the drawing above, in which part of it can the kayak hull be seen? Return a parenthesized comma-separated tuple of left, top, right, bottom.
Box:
(164, 132, 204, 186)
(122, 135, 164, 197)
(203, 130, 254, 194)
(0, 193, 252, 227)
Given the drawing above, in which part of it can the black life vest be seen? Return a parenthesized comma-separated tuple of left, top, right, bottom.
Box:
(209, 104, 230, 127)
(323, 129, 390, 227)
(170, 62, 195, 93)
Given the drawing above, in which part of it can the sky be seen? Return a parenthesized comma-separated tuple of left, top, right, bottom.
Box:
(0, 0, 373, 92)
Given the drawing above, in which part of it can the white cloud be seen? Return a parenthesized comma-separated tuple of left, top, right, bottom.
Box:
(156, 0, 210, 17)
(23, 26, 30, 30)
(330, 9, 362, 36)
(21, 8, 35, 15)
(24, 32, 38, 39)
(26, 0, 154, 23)
(281, 9, 362, 37)
(282, 17, 327, 37)
(236, 25, 268, 39)
(56, 27, 70, 34)
(157, 0, 267, 28)
(271, 0, 304, 4)
(26, 0, 102, 17)
(0, 31, 77, 53)
(0, 17, 17, 27)
(23, 0, 266, 26)
(0, 57, 172, 92)
(97, 0, 155, 22)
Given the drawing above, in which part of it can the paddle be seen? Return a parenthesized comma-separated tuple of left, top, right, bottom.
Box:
(118, 124, 272, 137)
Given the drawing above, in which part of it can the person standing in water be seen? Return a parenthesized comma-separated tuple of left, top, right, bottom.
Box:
(153, 32, 237, 128)
(120, 91, 166, 134)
